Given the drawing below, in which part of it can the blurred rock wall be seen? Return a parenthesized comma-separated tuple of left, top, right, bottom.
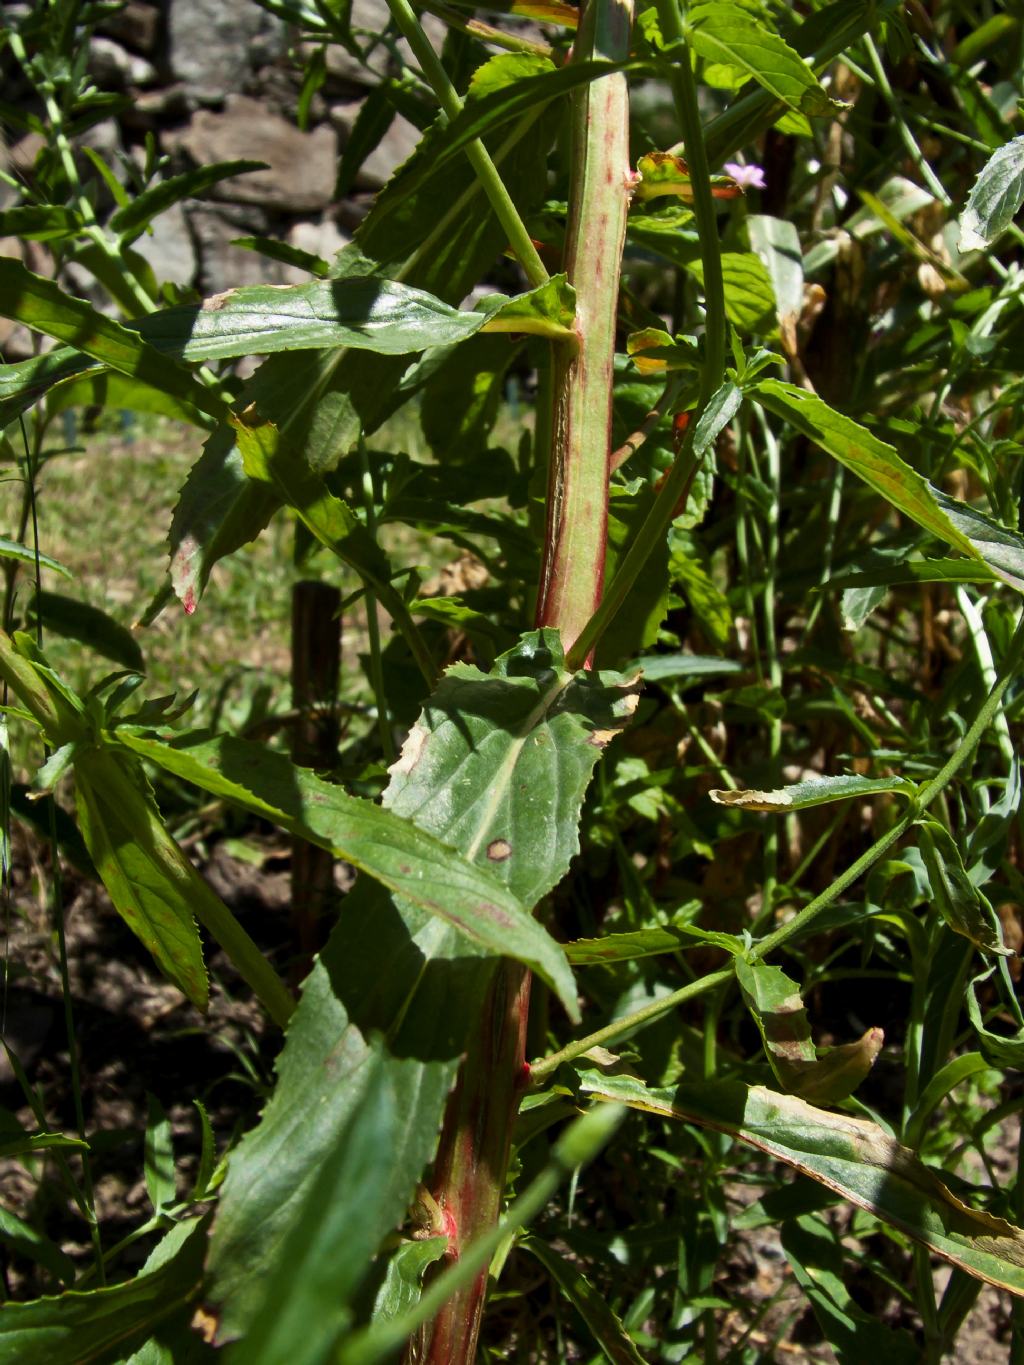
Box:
(2, 0, 426, 352)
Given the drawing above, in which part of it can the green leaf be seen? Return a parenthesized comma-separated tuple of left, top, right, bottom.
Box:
(918, 821, 1013, 957)
(144, 1095, 176, 1214)
(480, 273, 576, 339)
(967, 967, 1024, 1069)
(0, 1128, 86, 1159)
(781, 1215, 920, 1362)
(566, 920, 741, 964)
(137, 277, 501, 362)
(686, 0, 843, 116)
(0, 1205, 76, 1287)
(0, 1216, 208, 1365)
(370, 1238, 447, 1326)
(709, 773, 915, 811)
(231, 235, 331, 278)
(959, 135, 1024, 252)
(0, 206, 82, 241)
(746, 214, 803, 336)
(685, 252, 776, 333)
(581, 1071, 1024, 1295)
(521, 1236, 645, 1365)
(206, 634, 637, 1351)
(117, 727, 577, 1010)
(74, 750, 210, 1012)
(0, 541, 71, 580)
(110, 160, 268, 240)
(735, 958, 884, 1103)
(27, 593, 144, 672)
(828, 557, 1000, 590)
(0, 348, 95, 429)
(753, 378, 1024, 590)
(166, 427, 281, 617)
(45, 370, 214, 429)
(0, 258, 223, 422)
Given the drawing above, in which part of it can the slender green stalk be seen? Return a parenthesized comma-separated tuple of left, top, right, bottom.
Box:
(861, 34, 950, 207)
(530, 968, 733, 1082)
(566, 6, 726, 669)
(754, 608, 1024, 959)
(8, 408, 105, 1278)
(359, 442, 396, 766)
(383, 0, 549, 287)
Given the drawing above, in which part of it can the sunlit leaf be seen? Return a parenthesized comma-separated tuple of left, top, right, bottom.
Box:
(710, 773, 914, 811)
(959, 134, 1024, 251)
(110, 160, 268, 241)
(206, 634, 637, 1353)
(754, 379, 1024, 591)
(686, 0, 844, 116)
(581, 1071, 1024, 1294)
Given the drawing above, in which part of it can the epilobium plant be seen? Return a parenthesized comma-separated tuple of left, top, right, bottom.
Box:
(3, 0, 1024, 1360)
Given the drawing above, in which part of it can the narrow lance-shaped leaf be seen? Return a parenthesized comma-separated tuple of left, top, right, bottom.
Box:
(110, 159, 267, 241)
(710, 772, 915, 811)
(754, 378, 1024, 591)
(136, 276, 506, 362)
(0, 258, 223, 421)
(566, 920, 741, 964)
(0, 1217, 209, 1365)
(967, 966, 1024, 1070)
(74, 750, 210, 1012)
(735, 957, 884, 1104)
(918, 820, 1013, 957)
(580, 1071, 1024, 1296)
(205, 633, 639, 1360)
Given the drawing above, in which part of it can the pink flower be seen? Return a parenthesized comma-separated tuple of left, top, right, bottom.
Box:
(723, 161, 766, 191)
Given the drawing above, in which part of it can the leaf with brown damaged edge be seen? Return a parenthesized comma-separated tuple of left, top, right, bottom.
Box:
(736, 958, 883, 1104)
(580, 1071, 1024, 1293)
(710, 773, 916, 811)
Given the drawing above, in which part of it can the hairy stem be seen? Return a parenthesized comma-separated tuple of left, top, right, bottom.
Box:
(535, 0, 635, 656)
(414, 5, 633, 1357)
(566, 9, 725, 668)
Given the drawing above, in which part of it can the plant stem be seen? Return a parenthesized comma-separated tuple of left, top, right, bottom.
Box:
(535, 0, 635, 657)
(565, 5, 726, 669)
(383, 0, 549, 287)
(530, 967, 733, 1082)
(754, 607, 1024, 959)
(411, 963, 530, 1364)
(415, 6, 633, 1355)
(359, 442, 396, 765)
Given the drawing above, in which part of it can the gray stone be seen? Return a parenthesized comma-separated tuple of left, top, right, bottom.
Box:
(98, 1, 162, 57)
(172, 96, 338, 213)
(131, 200, 197, 291)
(188, 203, 295, 295)
(317, 0, 447, 87)
(77, 118, 122, 161)
(167, 0, 285, 103)
(286, 218, 351, 276)
(88, 35, 158, 88)
(330, 99, 420, 189)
